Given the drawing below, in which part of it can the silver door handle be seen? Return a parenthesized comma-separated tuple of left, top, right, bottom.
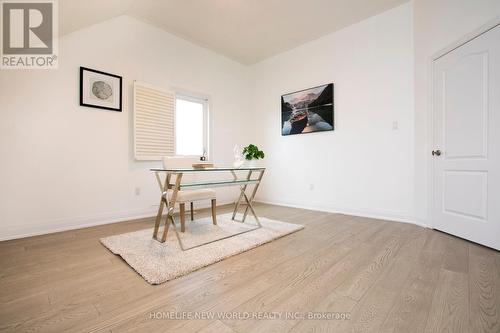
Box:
(432, 150, 441, 156)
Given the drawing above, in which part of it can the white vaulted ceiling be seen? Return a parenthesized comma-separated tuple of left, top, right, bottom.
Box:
(60, 0, 408, 64)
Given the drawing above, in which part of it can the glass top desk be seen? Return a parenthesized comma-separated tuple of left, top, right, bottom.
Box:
(150, 167, 265, 250)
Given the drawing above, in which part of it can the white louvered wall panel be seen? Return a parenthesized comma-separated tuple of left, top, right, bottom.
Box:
(134, 81, 175, 160)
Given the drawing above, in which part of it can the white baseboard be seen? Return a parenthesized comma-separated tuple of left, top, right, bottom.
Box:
(0, 199, 235, 241)
(0, 208, 157, 241)
(414, 217, 431, 229)
(1, 199, 428, 241)
(255, 199, 429, 228)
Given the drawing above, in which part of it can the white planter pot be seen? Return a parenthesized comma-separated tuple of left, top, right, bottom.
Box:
(244, 159, 261, 168)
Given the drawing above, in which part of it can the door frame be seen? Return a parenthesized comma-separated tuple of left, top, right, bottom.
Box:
(428, 17, 500, 229)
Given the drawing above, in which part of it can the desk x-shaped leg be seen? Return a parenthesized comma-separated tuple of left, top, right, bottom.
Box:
(231, 169, 265, 226)
(152, 172, 186, 250)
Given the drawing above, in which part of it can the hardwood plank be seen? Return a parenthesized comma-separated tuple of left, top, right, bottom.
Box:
(396, 225, 429, 259)
(331, 254, 416, 332)
(441, 234, 469, 274)
(334, 229, 406, 301)
(379, 252, 442, 333)
(221, 244, 354, 333)
(468, 244, 500, 333)
(197, 320, 236, 333)
(242, 245, 378, 333)
(420, 229, 449, 256)
(424, 269, 469, 333)
(288, 292, 357, 333)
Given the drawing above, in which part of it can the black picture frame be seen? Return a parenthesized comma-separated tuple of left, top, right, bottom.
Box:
(79, 66, 122, 112)
(281, 83, 334, 136)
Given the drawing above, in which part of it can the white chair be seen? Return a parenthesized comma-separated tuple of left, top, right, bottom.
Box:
(162, 156, 217, 232)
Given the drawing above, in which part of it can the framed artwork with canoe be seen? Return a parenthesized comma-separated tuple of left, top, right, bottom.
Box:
(281, 83, 334, 136)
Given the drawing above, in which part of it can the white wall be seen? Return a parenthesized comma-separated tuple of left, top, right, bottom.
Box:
(250, 4, 415, 222)
(413, 0, 500, 224)
(0, 16, 252, 240)
(5, 1, 496, 240)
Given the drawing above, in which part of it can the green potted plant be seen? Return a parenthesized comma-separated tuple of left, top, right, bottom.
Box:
(242, 144, 265, 167)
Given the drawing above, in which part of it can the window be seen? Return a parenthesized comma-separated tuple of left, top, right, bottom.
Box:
(133, 81, 209, 160)
(175, 95, 208, 156)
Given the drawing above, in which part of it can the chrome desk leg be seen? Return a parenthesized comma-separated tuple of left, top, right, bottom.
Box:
(153, 172, 170, 241)
(162, 173, 182, 242)
(153, 172, 186, 250)
(242, 169, 265, 222)
(231, 170, 252, 220)
(152, 196, 164, 239)
(240, 188, 261, 227)
(231, 169, 264, 226)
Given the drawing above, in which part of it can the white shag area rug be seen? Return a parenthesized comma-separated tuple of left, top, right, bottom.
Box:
(100, 214, 304, 284)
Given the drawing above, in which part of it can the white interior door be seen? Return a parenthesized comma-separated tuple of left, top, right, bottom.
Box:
(432, 25, 500, 251)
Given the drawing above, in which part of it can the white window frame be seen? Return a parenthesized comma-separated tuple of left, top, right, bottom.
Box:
(174, 93, 210, 159)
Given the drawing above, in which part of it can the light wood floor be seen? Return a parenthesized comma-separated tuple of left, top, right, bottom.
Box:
(0, 203, 499, 333)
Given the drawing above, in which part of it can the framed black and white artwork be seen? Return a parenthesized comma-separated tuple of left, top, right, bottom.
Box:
(80, 67, 122, 111)
(281, 83, 334, 135)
